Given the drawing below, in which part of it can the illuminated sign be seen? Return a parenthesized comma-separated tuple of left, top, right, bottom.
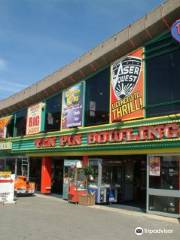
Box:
(34, 123, 180, 148)
(171, 19, 180, 43)
(110, 48, 144, 122)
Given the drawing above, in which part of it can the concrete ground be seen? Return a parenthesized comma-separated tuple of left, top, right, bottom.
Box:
(0, 195, 180, 240)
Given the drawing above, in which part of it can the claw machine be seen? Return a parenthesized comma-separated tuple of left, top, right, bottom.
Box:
(88, 159, 120, 204)
(63, 159, 86, 202)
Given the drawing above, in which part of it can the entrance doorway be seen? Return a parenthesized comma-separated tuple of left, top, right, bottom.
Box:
(29, 158, 41, 191)
(51, 158, 63, 195)
(101, 155, 147, 210)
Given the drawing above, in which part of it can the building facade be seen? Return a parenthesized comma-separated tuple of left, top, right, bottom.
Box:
(0, 0, 180, 217)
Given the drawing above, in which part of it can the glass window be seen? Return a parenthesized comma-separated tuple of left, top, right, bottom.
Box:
(14, 109, 27, 137)
(85, 68, 110, 126)
(6, 117, 14, 138)
(149, 195, 179, 214)
(149, 156, 179, 190)
(146, 32, 180, 117)
(45, 93, 62, 132)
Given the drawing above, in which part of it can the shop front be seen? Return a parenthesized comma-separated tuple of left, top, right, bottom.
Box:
(8, 114, 180, 217)
(0, 10, 180, 218)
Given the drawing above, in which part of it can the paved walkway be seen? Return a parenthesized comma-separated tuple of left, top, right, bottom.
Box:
(0, 195, 179, 240)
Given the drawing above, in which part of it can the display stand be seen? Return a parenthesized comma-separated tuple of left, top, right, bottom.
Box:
(0, 172, 16, 204)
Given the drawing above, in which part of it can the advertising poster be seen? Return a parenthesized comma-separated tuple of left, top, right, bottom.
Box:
(26, 102, 44, 135)
(61, 82, 84, 129)
(0, 116, 12, 138)
(149, 157, 161, 176)
(110, 48, 144, 122)
(0, 172, 15, 204)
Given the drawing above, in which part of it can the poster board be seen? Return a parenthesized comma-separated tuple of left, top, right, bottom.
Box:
(0, 172, 15, 204)
(26, 102, 45, 135)
(149, 157, 161, 176)
(61, 82, 84, 129)
(110, 48, 144, 122)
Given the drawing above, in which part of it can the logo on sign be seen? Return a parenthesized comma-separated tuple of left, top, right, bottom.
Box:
(112, 56, 142, 100)
(171, 19, 180, 43)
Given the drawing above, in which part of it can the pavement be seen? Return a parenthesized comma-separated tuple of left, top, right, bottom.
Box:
(0, 194, 180, 240)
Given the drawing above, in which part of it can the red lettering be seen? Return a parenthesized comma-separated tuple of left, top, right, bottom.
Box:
(148, 125, 164, 140)
(138, 127, 148, 140)
(60, 134, 82, 146)
(29, 117, 32, 127)
(164, 123, 179, 138)
(126, 128, 139, 141)
(35, 138, 43, 148)
(87, 133, 97, 144)
(34, 137, 56, 148)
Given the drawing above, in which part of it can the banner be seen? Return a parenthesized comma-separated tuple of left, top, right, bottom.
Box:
(61, 82, 84, 129)
(149, 157, 160, 176)
(110, 48, 144, 122)
(26, 102, 44, 135)
(0, 116, 12, 138)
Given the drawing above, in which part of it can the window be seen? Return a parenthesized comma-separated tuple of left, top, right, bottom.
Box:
(146, 32, 180, 117)
(149, 195, 179, 214)
(6, 117, 14, 137)
(85, 68, 110, 126)
(45, 93, 62, 132)
(149, 156, 179, 190)
(14, 109, 27, 137)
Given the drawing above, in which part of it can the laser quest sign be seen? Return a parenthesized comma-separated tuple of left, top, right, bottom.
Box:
(110, 48, 144, 122)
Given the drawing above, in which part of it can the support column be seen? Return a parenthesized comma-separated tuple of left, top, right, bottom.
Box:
(82, 156, 89, 167)
(41, 157, 52, 194)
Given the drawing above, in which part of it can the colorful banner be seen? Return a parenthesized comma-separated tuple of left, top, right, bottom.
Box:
(110, 48, 144, 122)
(149, 157, 161, 176)
(0, 116, 12, 138)
(26, 102, 44, 135)
(61, 82, 84, 129)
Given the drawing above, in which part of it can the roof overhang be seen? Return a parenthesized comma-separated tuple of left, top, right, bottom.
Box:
(0, 0, 179, 116)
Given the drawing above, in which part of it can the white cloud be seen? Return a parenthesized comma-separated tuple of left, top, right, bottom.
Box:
(0, 80, 27, 93)
(0, 58, 7, 71)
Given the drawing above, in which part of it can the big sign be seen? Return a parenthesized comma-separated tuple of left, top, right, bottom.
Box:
(110, 48, 144, 122)
(26, 103, 44, 135)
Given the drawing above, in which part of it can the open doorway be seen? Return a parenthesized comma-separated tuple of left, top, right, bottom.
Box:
(51, 158, 64, 195)
(102, 156, 147, 210)
(29, 158, 41, 191)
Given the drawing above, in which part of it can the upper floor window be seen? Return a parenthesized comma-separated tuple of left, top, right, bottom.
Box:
(6, 117, 14, 137)
(45, 93, 62, 132)
(85, 67, 110, 126)
(146, 32, 180, 117)
(14, 109, 27, 137)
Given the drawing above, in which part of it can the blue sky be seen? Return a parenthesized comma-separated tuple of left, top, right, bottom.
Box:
(0, 0, 163, 100)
